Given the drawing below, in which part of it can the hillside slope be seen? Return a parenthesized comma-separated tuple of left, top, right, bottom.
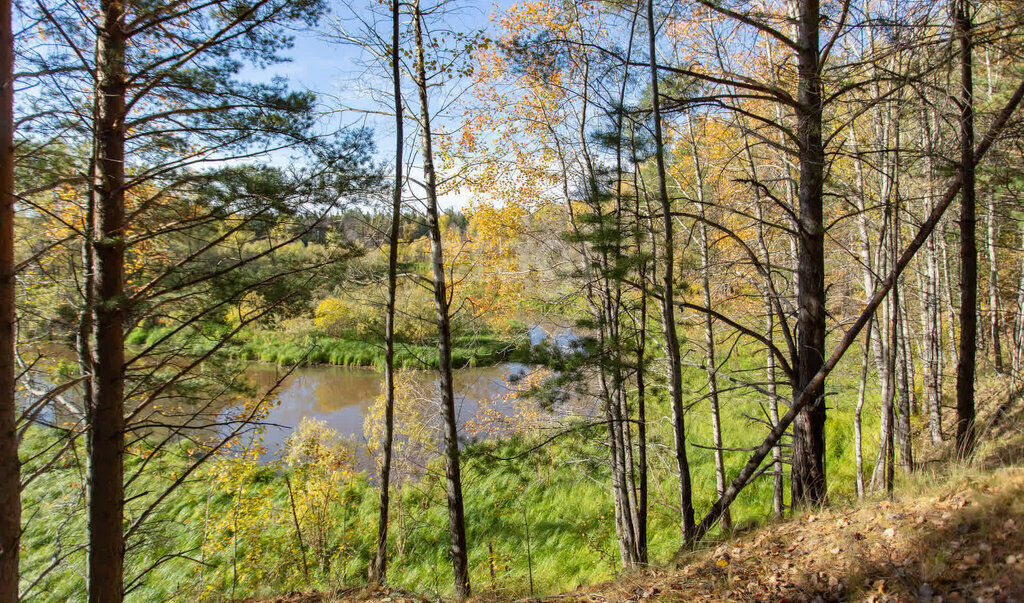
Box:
(574, 466, 1024, 602)
(254, 464, 1024, 603)
(256, 386, 1024, 603)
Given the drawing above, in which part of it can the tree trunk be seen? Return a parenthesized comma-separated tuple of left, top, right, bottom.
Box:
(851, 127, 891, 409)
(369, 0, 403, 586)
(892, 122, 914, 473)
(0, 0, 19, 594)
(987, 192, 1003, 373)
(790, 0, 828, 507)
(872, 191, 898, 494)
(647, 0, 694, 542)
(855, 322, 871, 499)
(689, 118, 730, 532)
(700, 216, 729, 532)
(631, 134, 649, 565)
(1013, 219, 1024, 381)
(89, 1, 128, 600)
(955, 0, 978, 459)
(635, 262, 648, 564)
(748, 146, 785, 519)
(941, 220, 960, 369)
(412, 1, 470, 596)
(894, 185, 914, 473)
(899, 294, 918, 415)
(922, 105, 943, 443)
(610, 26, 641, 562)
(690, 75, 1024, 543)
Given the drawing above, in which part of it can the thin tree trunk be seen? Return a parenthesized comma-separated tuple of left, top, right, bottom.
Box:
(691, 74, 1024, 544)
(610, 22, 640, 560)
(899, 294, 917, 415)
(987, 192, 1003, 372)
(855, 322, 872, 499)
(0, 0, 19, 594)
(885, 309, 896, 493)
(700, 216, 729, 532)
(955, 0, 978, 458)
(893, 155, 914, 473)
(599, 349, 635, 566)
(758, 207, 784, 518)
(635, 263, 648, 563)
(740, 111, 785, 519)
(689, 118, 730, 532)
(790, 0, 828, 507)
(647, 0, 694, 542)
(369, 0, 403, 586)
(851, 127, 891, 405)
(941, 220, 959, 369)
(593, 136, 635, 567)
(618, 385, 640, 557)
(89, 0, 128, 600)
(922, 106, 943, 443)
(872, 192, 897, 493)
(1012, 219, 1024, 382)
(630, 134, 649, 565)
(412, 1, 469, 596)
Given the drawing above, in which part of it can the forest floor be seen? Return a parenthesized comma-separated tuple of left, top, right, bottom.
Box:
(251, 384, 1024, 603)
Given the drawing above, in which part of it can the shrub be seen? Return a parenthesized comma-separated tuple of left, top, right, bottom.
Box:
(313, 297, 379, 339)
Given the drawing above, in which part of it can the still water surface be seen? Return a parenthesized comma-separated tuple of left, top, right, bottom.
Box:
(247, 362, 535, 461)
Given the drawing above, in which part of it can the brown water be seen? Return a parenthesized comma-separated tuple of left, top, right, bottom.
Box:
(31, 326, 577, 466)
(247, 362, 538, 461)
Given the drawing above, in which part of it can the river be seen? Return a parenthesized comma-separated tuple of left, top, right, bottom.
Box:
(247, 325, 578, 463)
(247, 361, 537, 461)
(28, 326, 577, 467)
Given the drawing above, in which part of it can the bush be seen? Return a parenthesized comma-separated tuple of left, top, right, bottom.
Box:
(313, 297, 380, 340)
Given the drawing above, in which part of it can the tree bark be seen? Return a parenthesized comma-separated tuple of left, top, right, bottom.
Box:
(609, 23, 641, 562)
(690, 74, 1024, 542)
(790, 0, 828, 507)
(855, 322, 871, 499)
(758, 205, 784, 518)
(1013, 219, 1024, 381)
(634, 263, 648, 563)
(892, 127, 913, 474)
(742, 119, 784, 519)
(412, 1, 469, 596)
(955, 0, 978, 459)
(987, 192, 1003, 373)
(647, 0, 695, 542)
(631, 133, 649, 565)
(922, 105, 943, 443)
(369, 0, 404, 587)
(689, 118, 730, 532)
(88, 0, 128, 600)
(0, 0, 19, 594)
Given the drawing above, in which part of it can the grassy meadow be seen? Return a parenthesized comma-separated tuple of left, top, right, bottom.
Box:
(18, 337, 890, 600)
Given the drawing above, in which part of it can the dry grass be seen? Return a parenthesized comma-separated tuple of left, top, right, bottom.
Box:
(253, 379, 1024, 603)
(568, 466, 1024, 602)
(254, 465, 1024, 603)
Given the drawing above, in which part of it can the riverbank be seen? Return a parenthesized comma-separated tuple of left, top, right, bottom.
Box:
(126, 323, 535, 370)
(256, 462, 1024, 603)
(19, 339, 894, 601)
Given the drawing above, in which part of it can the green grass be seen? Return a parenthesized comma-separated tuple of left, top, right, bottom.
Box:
(18, 339, 886, 600)
(126, 323, 534, 370)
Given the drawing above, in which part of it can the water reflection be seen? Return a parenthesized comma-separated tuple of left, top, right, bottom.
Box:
(249, 362, 536, 463)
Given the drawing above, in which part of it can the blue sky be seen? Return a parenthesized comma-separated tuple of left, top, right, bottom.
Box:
(246, 0, 520, 211)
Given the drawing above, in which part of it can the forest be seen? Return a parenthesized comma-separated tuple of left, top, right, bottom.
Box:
(2, 0, 1024, 600)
